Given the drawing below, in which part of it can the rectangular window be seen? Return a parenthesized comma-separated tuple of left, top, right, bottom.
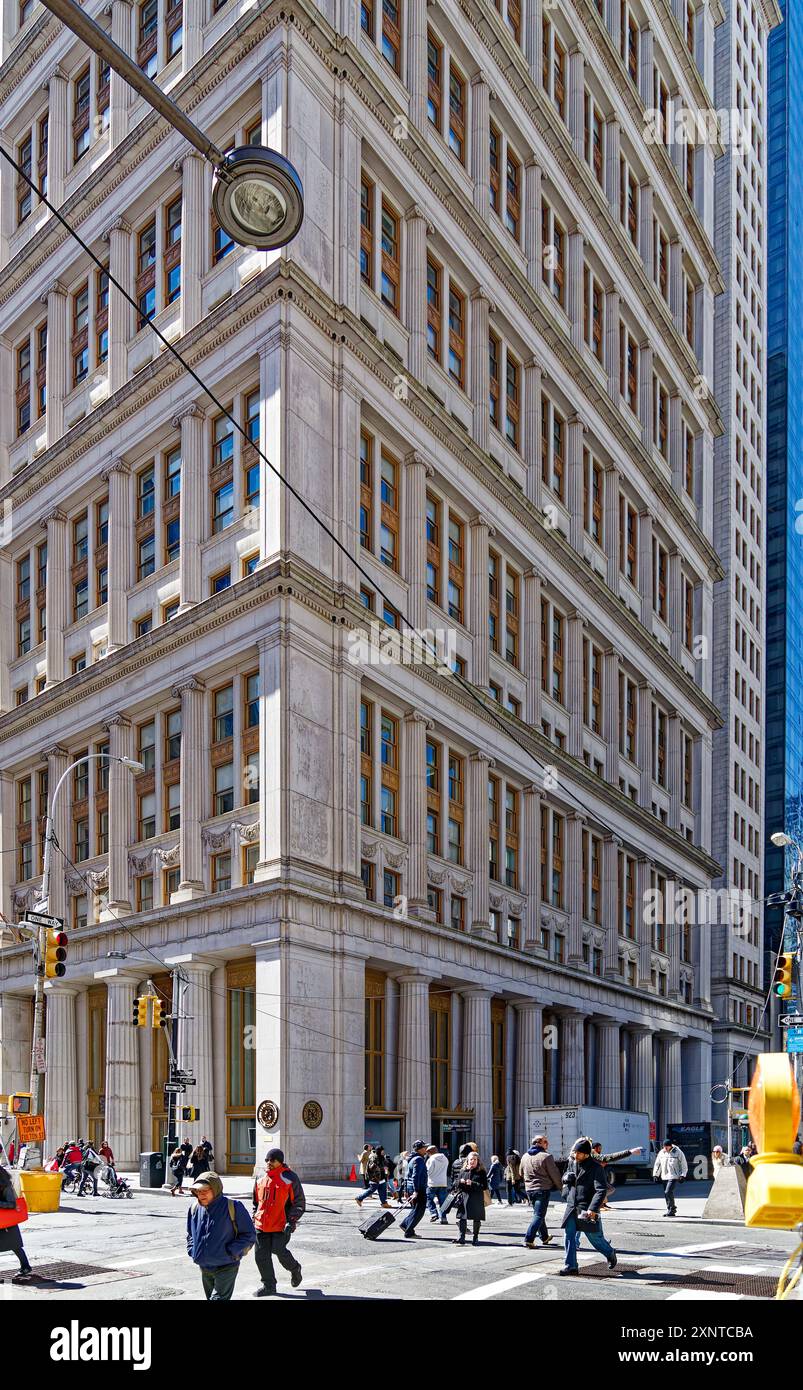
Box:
(427, 31, 442, 129)
(489, 331, 500, 429)
(360, 174, 373, 285)
(505, 353, 520, 449)
(448, 282, 465, 387)
(214, 762, 235, 816)
(164, 196, 182, 303)
(380, 200, 400, 314)
(426, 257, 441, 360)
(505, 148, 521, 239)
(379, 450, 399, 570)
(381, 0, 401, 72)
(380, 711, 399, 836)
(448, 63, 466, 162)
(213, 684, 234, 742)
(73, 68, 91, 161)
(212, 852, 231, 893)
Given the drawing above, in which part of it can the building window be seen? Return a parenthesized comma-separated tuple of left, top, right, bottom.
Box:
(137, 220, 157, 326)
(164, 196, 182, 303)
(541, 397, 565, 500)
(429, 994, 450, 1109)
(380, 713, 399, 835)
(136, 874, 154, 912)
(73, 68, 91, 162)
(212, 852, 231, 893)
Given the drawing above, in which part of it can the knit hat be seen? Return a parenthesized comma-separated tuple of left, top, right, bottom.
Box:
(265, 1147, 285, 1164)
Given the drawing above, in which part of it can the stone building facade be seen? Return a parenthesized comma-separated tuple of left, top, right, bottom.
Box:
(0, 0, 748, 1174)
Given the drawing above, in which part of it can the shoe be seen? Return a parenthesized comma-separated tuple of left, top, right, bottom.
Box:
(453, 1238, 466, 1245)
(12, 1271, 34, 1284)
(541, 1235, 553, 1246)
(291, 1268, 302, 1288)
(472, 1236, 479, 1246)
(608, 1253, 618, 1270)
(558, 1267, 579, 1277)
(440, 1219, 448, 1225)
(430, 1216, 440, 1222)
(380, 1203, 391, 1209)
(403, 1230, 419, 1239)
(523, 1241, 535, 1249)
(253, 1286, 277, 1297)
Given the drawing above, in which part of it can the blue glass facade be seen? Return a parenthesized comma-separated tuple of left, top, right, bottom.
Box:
(765, 0, 803, 933)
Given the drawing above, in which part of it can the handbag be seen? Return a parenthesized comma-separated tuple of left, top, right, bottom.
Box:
(574, 1207, 598, 1233)
(0, 1196, 28, 1230)
(483, 1187, 492, 1208)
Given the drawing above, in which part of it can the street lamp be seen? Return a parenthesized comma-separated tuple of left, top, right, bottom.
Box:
(23, 753, 144, 1167)
(38, 0, 304, 250)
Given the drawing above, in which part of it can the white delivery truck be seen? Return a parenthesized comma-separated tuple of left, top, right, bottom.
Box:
(524, 1106, 652, 1183)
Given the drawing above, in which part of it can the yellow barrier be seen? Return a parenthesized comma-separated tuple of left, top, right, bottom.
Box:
(19, 1169, 63, 1213)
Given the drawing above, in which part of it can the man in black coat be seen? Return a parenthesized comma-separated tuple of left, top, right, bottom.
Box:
(400, 1140, 429, 1239)
(559, 1140, 618, 1275)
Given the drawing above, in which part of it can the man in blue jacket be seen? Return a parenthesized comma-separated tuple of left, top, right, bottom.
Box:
(400, 1139, 429, 1239)
(186, 1171, 256, 1300)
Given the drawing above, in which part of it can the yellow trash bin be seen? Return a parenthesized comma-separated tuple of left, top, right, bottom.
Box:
(19, 1169, 63, 1213)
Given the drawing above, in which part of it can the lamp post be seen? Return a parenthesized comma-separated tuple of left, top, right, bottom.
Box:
(38, 0, 304, 249)
(23, 753, 144, 1168)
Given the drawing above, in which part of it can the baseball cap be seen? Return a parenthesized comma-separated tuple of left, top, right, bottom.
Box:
(411, 1139, 427, 1151)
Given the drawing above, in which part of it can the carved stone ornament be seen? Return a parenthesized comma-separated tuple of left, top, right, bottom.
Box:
(302, 1100, 323, 1130)
(203, 826, 234, 852)
(384, 849, 408, 869)
(361, 841, 378, 860)
(257, 1099, 279, 1130)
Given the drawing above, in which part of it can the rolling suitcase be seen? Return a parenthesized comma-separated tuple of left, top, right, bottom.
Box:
(359, 1207, 396, 1240)
(439, 1190, 458, 1219)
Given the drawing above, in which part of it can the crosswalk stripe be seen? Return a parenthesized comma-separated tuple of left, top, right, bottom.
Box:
(452, 1270, 548, 1300)
(663, 1241, 744, 1255)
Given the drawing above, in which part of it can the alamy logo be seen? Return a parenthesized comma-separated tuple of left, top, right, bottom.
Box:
(50, 1322, 152, 1371)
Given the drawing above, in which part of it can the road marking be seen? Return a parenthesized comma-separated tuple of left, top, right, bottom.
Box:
(452, 1270, 548, 1300)
(705, 1264, 769, 1276)
(663, 1241, 744, 1255)
(114, 1254, 184, 1269)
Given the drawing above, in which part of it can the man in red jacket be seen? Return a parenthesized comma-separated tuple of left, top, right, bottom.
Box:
(252, 1148, 306, 1297)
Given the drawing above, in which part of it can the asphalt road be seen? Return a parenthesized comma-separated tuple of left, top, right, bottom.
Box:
(2, 1179, 799, 1302)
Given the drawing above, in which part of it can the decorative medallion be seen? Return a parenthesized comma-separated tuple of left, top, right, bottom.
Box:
(257, 1099, 279, 1130)
(302, 1100, 323, 1130)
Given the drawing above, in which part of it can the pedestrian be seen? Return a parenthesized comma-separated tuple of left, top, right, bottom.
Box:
(45, 1146, 65, 1173)
(450, 1141, 476, 1186)
(400, 1139, 429, 1239)
(487, 1155, 505, 1205)
(393, 1150, 409, 1201)
(252, 1148, 305, 1297)
(199, 1136, 215, 1170)
(520, 1135, 562, 1248)
(793, 1134, 802, 1157)
(590, 1140, 643, 1209)
(452, 1151, 489, 1246)
(99, 1138, 114, 1166)
(0, 1165, 35, 1283)
(425, 1145, 450, 1223)
(354, 1144, 390, 1209)
(358, 1143, 372, 1188)
(711, 1145, 726, 1171)
(734, 1145, 754, 1178)
(186, 1171, 256, 1301)
(169, 1143, 189, 1195)
(652, 1138, 688, 1215)
(558, 1140, 617, 1276)
(504, 1148, 523, 1204)
(79, 1140, 102, 1196)
(62, 1139, 83, 1185)
(187, 1144, 209, 1181)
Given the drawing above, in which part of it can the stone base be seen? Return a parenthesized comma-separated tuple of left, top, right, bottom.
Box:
(701, 1163, 747, 1220)
(100, 900, 132, 920)
(470, 922, 496, 942)
(170, 882, 206, 903)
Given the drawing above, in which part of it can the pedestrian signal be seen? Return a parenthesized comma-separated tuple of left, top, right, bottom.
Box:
(180, 1106, 199, 1122)
(773, 953, 794, 998)
(132, 995, 149, 1026)
(44, 928, 68, 978)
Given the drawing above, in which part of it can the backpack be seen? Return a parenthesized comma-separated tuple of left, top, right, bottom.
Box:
(226, 1198, 255, 1256)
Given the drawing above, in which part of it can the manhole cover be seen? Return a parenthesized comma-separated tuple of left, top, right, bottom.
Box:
(669, 1270, 778, 1298)
(0, 1260, 142, 1284)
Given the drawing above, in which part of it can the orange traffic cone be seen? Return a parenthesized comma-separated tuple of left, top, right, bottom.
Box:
(348, 1165, 358, 1182)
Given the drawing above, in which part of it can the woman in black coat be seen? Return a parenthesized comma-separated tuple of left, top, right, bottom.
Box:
(452, 1151, 488, 1246)
(187, 1144, 209, 1180)
(0, 1167, 33, 1282)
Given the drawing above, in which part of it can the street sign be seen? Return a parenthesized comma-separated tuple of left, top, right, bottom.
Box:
(780, 1014, 803, 1027)
(786, 1027, 803, 1053)
(175, 1077, 196, 1085)
(17, 1114, 45, 1143)
(163, 1082, 186, 1095)
(33, 1039, 45, 1074)
(174, 1072, 196, 1082)
(22, 912, 64, 929)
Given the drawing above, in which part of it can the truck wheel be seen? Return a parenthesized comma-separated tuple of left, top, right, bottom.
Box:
(612, 1171, 627, 1186)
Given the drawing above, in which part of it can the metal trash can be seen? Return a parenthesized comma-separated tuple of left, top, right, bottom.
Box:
(140, 1150, 166, 1188)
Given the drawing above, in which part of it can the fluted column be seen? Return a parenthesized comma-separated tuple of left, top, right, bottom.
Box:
(566, 814, 584, 963)
(515, 1000, 544, 1140)
(180, 153, 206, 335)
(173, 959, 215, 1150)
(669, 239, 683, 333)
(469, 516, 492, 688)
(636, 857, 653, 986)
(566, 614, 584, 757)
(603, 649, 620, 784)
(405, 205, 429, 382)
(102, 975, 140, 1166)
(397, 973, 431, 1145)
(403, 711, 432, 918)
(602, 835, 620, 977)
(566, 233, 584, 351)
(559, 1013, 585, 1105)
(46, 66, 68, 208)
(524, 161, 542, 290)
(638, 183, 654, 277)
(43, 281, 68, 445)
(404, 452, 430, 631)
(629, 1027, 653, 1116)
(638, 683, 653, 807)
(41, 509, 68, 687)
(44, 984, 78, 1146)
(604, 466, 619, 590)
(524, 0, 543, 84)
(604, 117, 620, 212)
(522, 786, 542, 950)
(596, 1019, 621, 1108)
(523, 358, 542, 507)
(103, 716, 133, 916)
(638, 511, 653, 623)
(605, 0, 620, 49)
(182, 0, 204, 68)
(638, 25, 653, 106)
(470, 290, 491, 452)
(639, 343, 653, 451)
(172, 678, 206, 900)
(604, 287, 619, 401)
(407, 0, 428, 130)
(468, 751, 492, 938)
(661, 1035, 683, 1127)
(461, 989, 493, 1158)
(108, 0, 133, 146)
(568, 48, 585, 156)
(523, 569, 542, 727)
(44, 746, 70, 924)
(175, 403, 205, 611)
(470, 73, 490, 218)
(567, 415, 584, 549)
(104, 218, 132, 393)
(668, 712, 682, 830)
(668, 549, 682, 660)
(103, 459, 130, 651)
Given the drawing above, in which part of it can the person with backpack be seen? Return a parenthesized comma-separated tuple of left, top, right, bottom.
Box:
(186, 1171, 256, 1301)
(79, 1140, 103, 1196)
(252, 1148, 306, 1297)
(425, 1144, 450, 1223)
(400, 1140, 429, 1239)
(354, 1144, 390, 1208)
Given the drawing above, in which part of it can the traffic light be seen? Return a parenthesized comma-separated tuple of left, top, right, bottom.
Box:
(44, 928, 68, 978)
(151, 998, 163, 1029)
(132, 995, 149, 1026)
(745, 1052, 803, 1230)
(180, 1106, 199, 1122)
(773, 953, 794, 998)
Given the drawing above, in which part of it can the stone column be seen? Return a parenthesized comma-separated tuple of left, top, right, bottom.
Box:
(43, 281, 68, 446)
(629, 1027, 653, 1116)
(524, 0, 543, 84)
(104, 218, 132, 394)
(668, 711, 682, 830)
(566, 814, 584, 963)
(469, 516, 492, 688)
(638, 684, 653, 807)
(405, 205, 429, 382)
(523, 358, 542, 507)
(470, 290, 492, 452)
(602, 835, 620, 977)
(638, 183, 654, 277)
(636, 857, 653, 986)
(566, 614, 584, 758)
(43, 746, 70, 923)
(182, 0, 204, 68)
(567, 415, 584, 549)
(103, 459, 130, 652)
(523, 569, 542, 727)
(638, 511, 653, 624)
(603, 649, 620, 784)
(468, 751, 492, 938)
(172, 678, 206, 900)
(568, 48, 585, 156)
(470, 73, 490, 218)
(604, 117, 620, 212)
(559, 1013, 585, 1105)
(522, 786, 542, 950)
(461, 989, 493, 1158)
(102, 716, 133, 916)
(172, 958, 215, 1150)
(102, 974, 139, 1166)
(566, 233, 584, 352)
(604, 466, 620, 591)
(638, 25, 653, 106)
(44, 984, 78, 1146)
(180, 153, 206, 335)
(174, 403, 205, 611)
(397, 973, 431, 1145)
(661, 1035, 683, 1127)
(407, 0, 428, 130)
(46, 66, 68, 208)
(524, 162, 542, 290)
(259, 336, 283, 564)
(668, 549, 682, 660)
(669, 393, 683, 495)
(604, 287, 620, 401)
(639, 342, 653, 452)
(668, 879, 682, 997)
(670, 239, 683, 333)
(514, 1000, 544, 1140)
(41, 509, 68, 687)
(403, 711, 432, 919)
(404, 451, 430, 631)
(109, 0, 132, 147)
(596, 1018, 621, 1108)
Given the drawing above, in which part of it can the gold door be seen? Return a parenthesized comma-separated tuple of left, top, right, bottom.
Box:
(86, 985, 107, 1148)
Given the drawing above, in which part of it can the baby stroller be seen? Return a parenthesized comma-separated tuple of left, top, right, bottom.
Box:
(100, 1163, 132, 1198)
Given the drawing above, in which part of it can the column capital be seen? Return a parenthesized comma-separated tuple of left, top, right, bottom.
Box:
(522, 782, 542, 798)
(470, 287, 497, 313)
(470, 69, 489, 89)
(403, 710, 433, 730)
(175, 150, 206, 173)
(48, 64, 69, 84)
(460, 986, 493, 1001)
(605, 833, 623, 848)
(404, 449, 433, 475)
(394, 971, 433, 986)
(171, 402, 206, 429)
(103, 714, 131, 731)
(469, 750, 494, 768)
(511, 995, 543, 1011)
(470, 513, 495, 537)
(523, 565, 546, 584)
(41, 279, 67, 304)
(40, 506, 67, 529)
(404, 204, 434, 234)
(101, 457, 130, 481)
(171, 676, 206, 698)
(101, 216, 131, 242)
(523, 353, 542, 373)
